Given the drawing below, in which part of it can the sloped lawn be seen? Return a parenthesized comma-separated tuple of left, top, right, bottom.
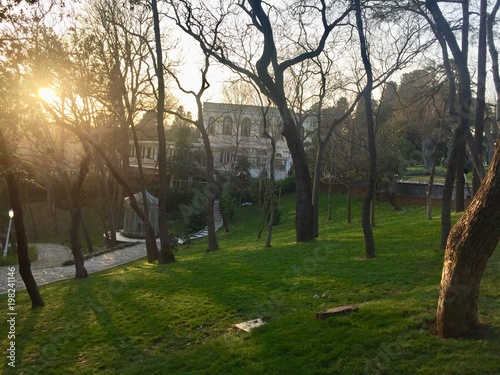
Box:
(1, 193, 498, 374)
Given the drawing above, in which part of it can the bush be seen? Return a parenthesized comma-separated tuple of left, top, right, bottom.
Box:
(220, 196, 237, 222)
(165, 188, 195, 220)
(187, 209, 207, 233)
(276, 173, 295, 194)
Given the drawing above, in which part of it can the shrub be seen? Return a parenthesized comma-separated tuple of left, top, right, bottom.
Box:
(276, 173, 295, 194)
(187, 209, 207, 233)
(220, 195, 237, 222)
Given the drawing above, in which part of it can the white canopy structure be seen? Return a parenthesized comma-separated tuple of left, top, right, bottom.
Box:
(122, 191, 158, 238)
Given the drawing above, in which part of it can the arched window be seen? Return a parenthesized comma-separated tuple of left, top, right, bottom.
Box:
(223, 116, 233, 135)
(241, 118, 251, 137)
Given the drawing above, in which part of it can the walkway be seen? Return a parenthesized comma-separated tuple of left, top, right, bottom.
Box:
(0, 242, 146, 294)
(0, 201, 223, 295)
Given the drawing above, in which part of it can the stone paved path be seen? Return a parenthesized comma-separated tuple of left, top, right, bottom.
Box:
(0, 243, 146, 294)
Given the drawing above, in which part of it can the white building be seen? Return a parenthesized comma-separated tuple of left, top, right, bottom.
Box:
(202, 101, 292, 180)
(130, 102, 315, 183)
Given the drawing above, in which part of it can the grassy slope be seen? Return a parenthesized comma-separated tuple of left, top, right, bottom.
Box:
(1, 193, 499, 375)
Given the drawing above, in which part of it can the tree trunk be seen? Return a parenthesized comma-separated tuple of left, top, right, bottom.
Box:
(355, 0, 376, 258)
(473, 0, 488, 195)
(427, 157, 436, 221)
(281, 113, 314, 242)
(455, 142, 466, 212)
(24, 189, 38, 240)
(152, 0, 176, 264)
(426, 0, 472, 248)
(436, 134, 500, 338)
(96, 157, 117, 247)
(0, 128, 44, 308)
(346, 185, 352, 224)
(66, 146, 91, 279)
(265, 135, 276, 248)
(198, 108, 219, 253)
(312, 141, 325, 238)
(80, 212, 94, 254)
(327, 182, 332, 221)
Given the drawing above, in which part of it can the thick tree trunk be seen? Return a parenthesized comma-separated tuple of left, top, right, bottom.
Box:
(436, 135, 500, 338)
(0, 129, 44, 308)
(281, 113, 314, 242)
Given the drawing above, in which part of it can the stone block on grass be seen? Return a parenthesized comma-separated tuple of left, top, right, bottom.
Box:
(316, 305, 359, 320)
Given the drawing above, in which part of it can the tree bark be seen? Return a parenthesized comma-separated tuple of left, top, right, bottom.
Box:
(0, 128, 44, 308)
(355, 0, 376, 258)
(346, 185, 352, 224)
(152, 0, 176, 264)
(472, 0, 488, 196)
(67, 158, 89, 279)
(426, 0, 473, 248)
(436, 134, 500, 338)
(96, 156, 117, 247)
(281, 112, 314, 242)
(265, 134, 276, 248)
(80, 213, 94, 254)
(455, 142, 466, 212)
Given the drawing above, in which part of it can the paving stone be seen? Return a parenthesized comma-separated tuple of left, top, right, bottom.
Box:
(0, 243, 146, 294)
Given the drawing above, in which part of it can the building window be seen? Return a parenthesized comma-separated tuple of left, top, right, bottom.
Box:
(220, 149, 231, 165)
(223, 116, 233, 135)
(257, 150, 268, 169)
(241, 118, 251, 137)
(274, 159, 286, 170)
(146, 147, 152, 159)
(276, 121, 284, 140)
(208, 117, 216, 135)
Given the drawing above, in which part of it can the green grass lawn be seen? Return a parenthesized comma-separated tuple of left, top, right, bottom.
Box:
(1, 193, 499, 374)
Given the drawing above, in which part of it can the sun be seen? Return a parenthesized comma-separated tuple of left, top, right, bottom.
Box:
(38, 87, 58, 103)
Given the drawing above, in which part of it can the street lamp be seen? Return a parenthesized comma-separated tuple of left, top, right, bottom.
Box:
(3, 209, 14, 257)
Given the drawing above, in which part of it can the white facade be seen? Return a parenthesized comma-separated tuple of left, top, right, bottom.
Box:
(202, 101, 292, 180)
(129, 102, 313, 182)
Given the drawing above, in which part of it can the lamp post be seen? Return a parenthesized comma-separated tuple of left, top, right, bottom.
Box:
(3, 209, 14, 257)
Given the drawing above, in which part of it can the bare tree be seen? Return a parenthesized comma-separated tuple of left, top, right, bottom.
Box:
(166, 54, 219, 252)
(354, 0, 376, 258)
(167, 0, 355, 242)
